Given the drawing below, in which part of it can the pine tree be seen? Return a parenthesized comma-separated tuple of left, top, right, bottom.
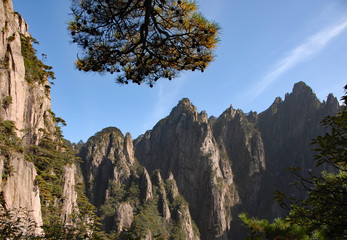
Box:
(69, 0, 220, 87)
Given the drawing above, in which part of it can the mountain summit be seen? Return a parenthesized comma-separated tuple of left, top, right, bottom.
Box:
(0, 0, 341, 238)
(133, 82, 339, 239)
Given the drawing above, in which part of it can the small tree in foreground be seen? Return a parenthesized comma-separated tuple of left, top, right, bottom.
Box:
(240, 85, 347, 239)
(69, 0, 220, 87)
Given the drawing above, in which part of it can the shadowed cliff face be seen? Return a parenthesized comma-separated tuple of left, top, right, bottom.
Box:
(4, 0, 340, 237)
(77, 82, 339, 239)
(79, 127, 133, 206)
(134, 98, 236, 239)
(253, 82, 340, 219)
(134, 82, 339, 239)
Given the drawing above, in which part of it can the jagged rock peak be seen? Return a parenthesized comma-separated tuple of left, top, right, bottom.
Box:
(124, 132, 135, 165)
(292, 81, 314, 95)
(219, 104, 238, 120)
(79, 126, 136, 206)
(273, 96, 283, 104)
(286, 81, 320, 105)
(266, 97, 283, 116)
(170, 98, 198, 119)
(325, 93, 339, 108)
(179, 97, 193, 107)
(247, 111, 258, 123)
(140, 168, 153, 202)
(87, 126, 123, 143)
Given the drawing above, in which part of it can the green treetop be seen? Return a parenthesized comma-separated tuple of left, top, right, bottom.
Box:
(69, 0, 220, 87)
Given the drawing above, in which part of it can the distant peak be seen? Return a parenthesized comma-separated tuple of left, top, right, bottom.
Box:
(284, 81, 321, 107)
(325, 93, 339, 109)
(178, 98, 192, 107)
(87, 126, 123, 142)
(292, 81, 313, 95)
(326, 93, 336, 104)
(170, 98, 197, 117)
(274, 97, 283, 104)
(266, 97, 283, 115)
(280, 81, 321, 112)
(218, 104, 238, 120)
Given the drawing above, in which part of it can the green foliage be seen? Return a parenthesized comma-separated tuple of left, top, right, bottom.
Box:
(0, 107, 100, 238)
(240, 85, 347, 239)
(1, 95, 12, 109)
(239, 213, 315, 240)
(99, 182, 127, 219)
(0, 190, 37, 239)
(2, 52, 10, 69)
(0, 120, 23, 186)
(0, 120, 23, 156)
(0, 206, 38, 239)
(23, 112, 93, 235)
(20, 34, 55, 85)
(69, 0, 220, 87)
(1, 160, 14, 185)
(156, 116, 169, 127)
(127, 200, 169, 239)
(25, 129, 77, 227)
(99, 170, 199, 239)
(219, 149, 229, 162)
(7, 34, 15, 42)
(39, 137, 107, 239)
(42, 205, 108, 240)
(63, 139, 85, 155)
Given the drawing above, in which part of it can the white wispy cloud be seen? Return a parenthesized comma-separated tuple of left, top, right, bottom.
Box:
(249, 16, 347, 98)
(141, 75, 186, 132)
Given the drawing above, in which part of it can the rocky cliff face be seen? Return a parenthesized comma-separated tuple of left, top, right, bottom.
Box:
(0, 1, 340, 238)
(76, 82, 340, 239)
(0, 1, 82, 236)
(134, 98, 236, 239)
(0, 0, 55, 145)
(79, 127, 200, 239)
(134, 82, 339, 239)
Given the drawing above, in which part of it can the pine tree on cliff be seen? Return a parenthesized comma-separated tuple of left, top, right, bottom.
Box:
(240, 84, 347, 239)
(68, 0, 220, 87)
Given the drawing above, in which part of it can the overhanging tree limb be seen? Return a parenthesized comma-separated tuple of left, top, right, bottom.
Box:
(69, 0, 220, 87)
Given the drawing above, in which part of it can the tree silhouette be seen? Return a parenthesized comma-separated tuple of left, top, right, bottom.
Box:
(69, 0, 220, 87)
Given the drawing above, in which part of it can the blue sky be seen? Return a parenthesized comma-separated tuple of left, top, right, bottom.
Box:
(13, 0, 347, 143)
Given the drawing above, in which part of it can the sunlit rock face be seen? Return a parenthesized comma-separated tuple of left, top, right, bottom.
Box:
(0, 1, 55, 145)
(134, 82, 339, 239)
(0, 0, 80, 235)
(0, 0, 48, 234)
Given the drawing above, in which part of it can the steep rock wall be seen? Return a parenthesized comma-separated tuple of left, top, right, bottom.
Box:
(0, 1, 80, 236)
(0, 0, 55, 145)
(135, 99, 236, 239)
(0, 154, 43, 235)
(79, 127, 200, 239)
(134, 82, 339, 239)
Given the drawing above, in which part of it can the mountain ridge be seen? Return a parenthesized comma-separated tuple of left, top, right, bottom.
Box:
(132, 81, 339, 239)
(77, 81, 339, 239)
(0, 1, 341, 238)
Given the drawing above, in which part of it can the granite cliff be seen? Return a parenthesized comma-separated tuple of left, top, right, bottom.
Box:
(133, 82, 339, 239)
(79, 127, 200, 239)
(0, 1, 93, 237)
(78, 82, 339, 239)
(0, 0, 341, 238)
